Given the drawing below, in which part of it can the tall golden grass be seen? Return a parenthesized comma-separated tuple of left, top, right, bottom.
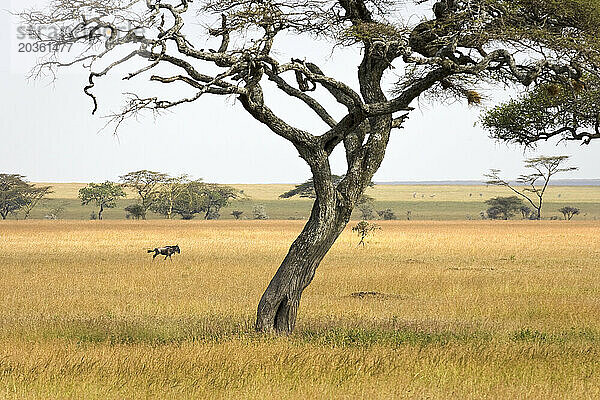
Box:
(0, 220, 599, 398)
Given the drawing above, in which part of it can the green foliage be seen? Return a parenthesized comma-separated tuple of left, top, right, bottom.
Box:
(21, 185, 53, 219)
(124, 203, 145, 220)
(120, 170, 169, 218)
(280, 176, 374, 200)
(0, 174, 29, 219)
(376, 209, 397, 220)
(152, 180, 239, 220)
(484, 196, 526, 220)
(0, 174, 52, 220)
(78, 182, 126, 220)
(352, 220, 381, 246)
(482, 75, 600, 145)
(202, 184, 240, 220)
(280, 175, 343, 199)
(558, 206, 581, 220)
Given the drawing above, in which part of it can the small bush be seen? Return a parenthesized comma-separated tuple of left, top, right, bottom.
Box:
(377, 209, 397, 220)
(124, 204, 145, 220)
(352, 220, 381, 246)
(231, 210, 244, 220)
(253, 205, 269, 220)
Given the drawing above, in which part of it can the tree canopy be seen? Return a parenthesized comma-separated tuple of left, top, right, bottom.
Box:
(78, 181, 127, 220)
(120, 170, 169, 219)
(482, 75, 600, 145)
(152, 180, 239, 220)
(484, 196, 526, 220)
(558, 206, 581, 220)
(280, 175, 374, 199)
(0, 174, 29, 220)
(0, 174, 52, 220)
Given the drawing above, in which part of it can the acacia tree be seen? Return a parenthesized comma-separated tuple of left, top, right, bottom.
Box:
(202, 184, 240, 220)
(484, 196, 525, 220)
(79, 181, 126, 220)
(21, 0, 600, 333)
(0, 174, 52, 220)
(21, 185, 53, 220)
(280, 175, 373, 199)
(281, 175, 374, 219)
(485, 156, 577, 220)
(152, 180, 239, 219)
(120, 170, 169, 219)
(558, 206, 581, 220)
(0, 174, 29, 220)
(483, 75, 600, 145)
(153, 179, 204, 219)
(153, 174, 190, 219)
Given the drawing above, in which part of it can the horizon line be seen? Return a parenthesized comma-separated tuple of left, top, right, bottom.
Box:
(32, 178, 600, 186)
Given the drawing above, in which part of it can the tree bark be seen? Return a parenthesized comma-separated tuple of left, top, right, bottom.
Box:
(98, 204, 104, 220)
(255, 197, 352, 333)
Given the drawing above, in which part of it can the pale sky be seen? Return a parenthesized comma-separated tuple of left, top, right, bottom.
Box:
(1, 1, 598, 184)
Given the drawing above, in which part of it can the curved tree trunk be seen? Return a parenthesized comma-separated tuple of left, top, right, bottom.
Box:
(256, 198, 353, 333)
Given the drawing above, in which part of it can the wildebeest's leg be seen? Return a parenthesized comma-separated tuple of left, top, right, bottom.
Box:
(164, 255, 169, 260)
(153, 251, 158, 260)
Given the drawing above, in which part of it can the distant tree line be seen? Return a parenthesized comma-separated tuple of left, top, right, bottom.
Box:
(78, 170, 242, 220)
(0, 169, 256, 221)
(0, 161, 587, 221)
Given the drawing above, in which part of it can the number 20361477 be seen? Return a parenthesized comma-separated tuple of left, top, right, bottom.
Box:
(18, 43, 73, 53)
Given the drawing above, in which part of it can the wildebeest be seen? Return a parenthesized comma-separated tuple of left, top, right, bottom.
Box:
(148, 245, 181, 260)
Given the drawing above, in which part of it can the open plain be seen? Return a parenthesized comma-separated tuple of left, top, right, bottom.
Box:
(0, 220, 599, 398)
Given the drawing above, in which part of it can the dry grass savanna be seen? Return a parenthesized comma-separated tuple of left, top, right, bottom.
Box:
(26, 182, 600, 220)
(0, 220, 599, 398)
